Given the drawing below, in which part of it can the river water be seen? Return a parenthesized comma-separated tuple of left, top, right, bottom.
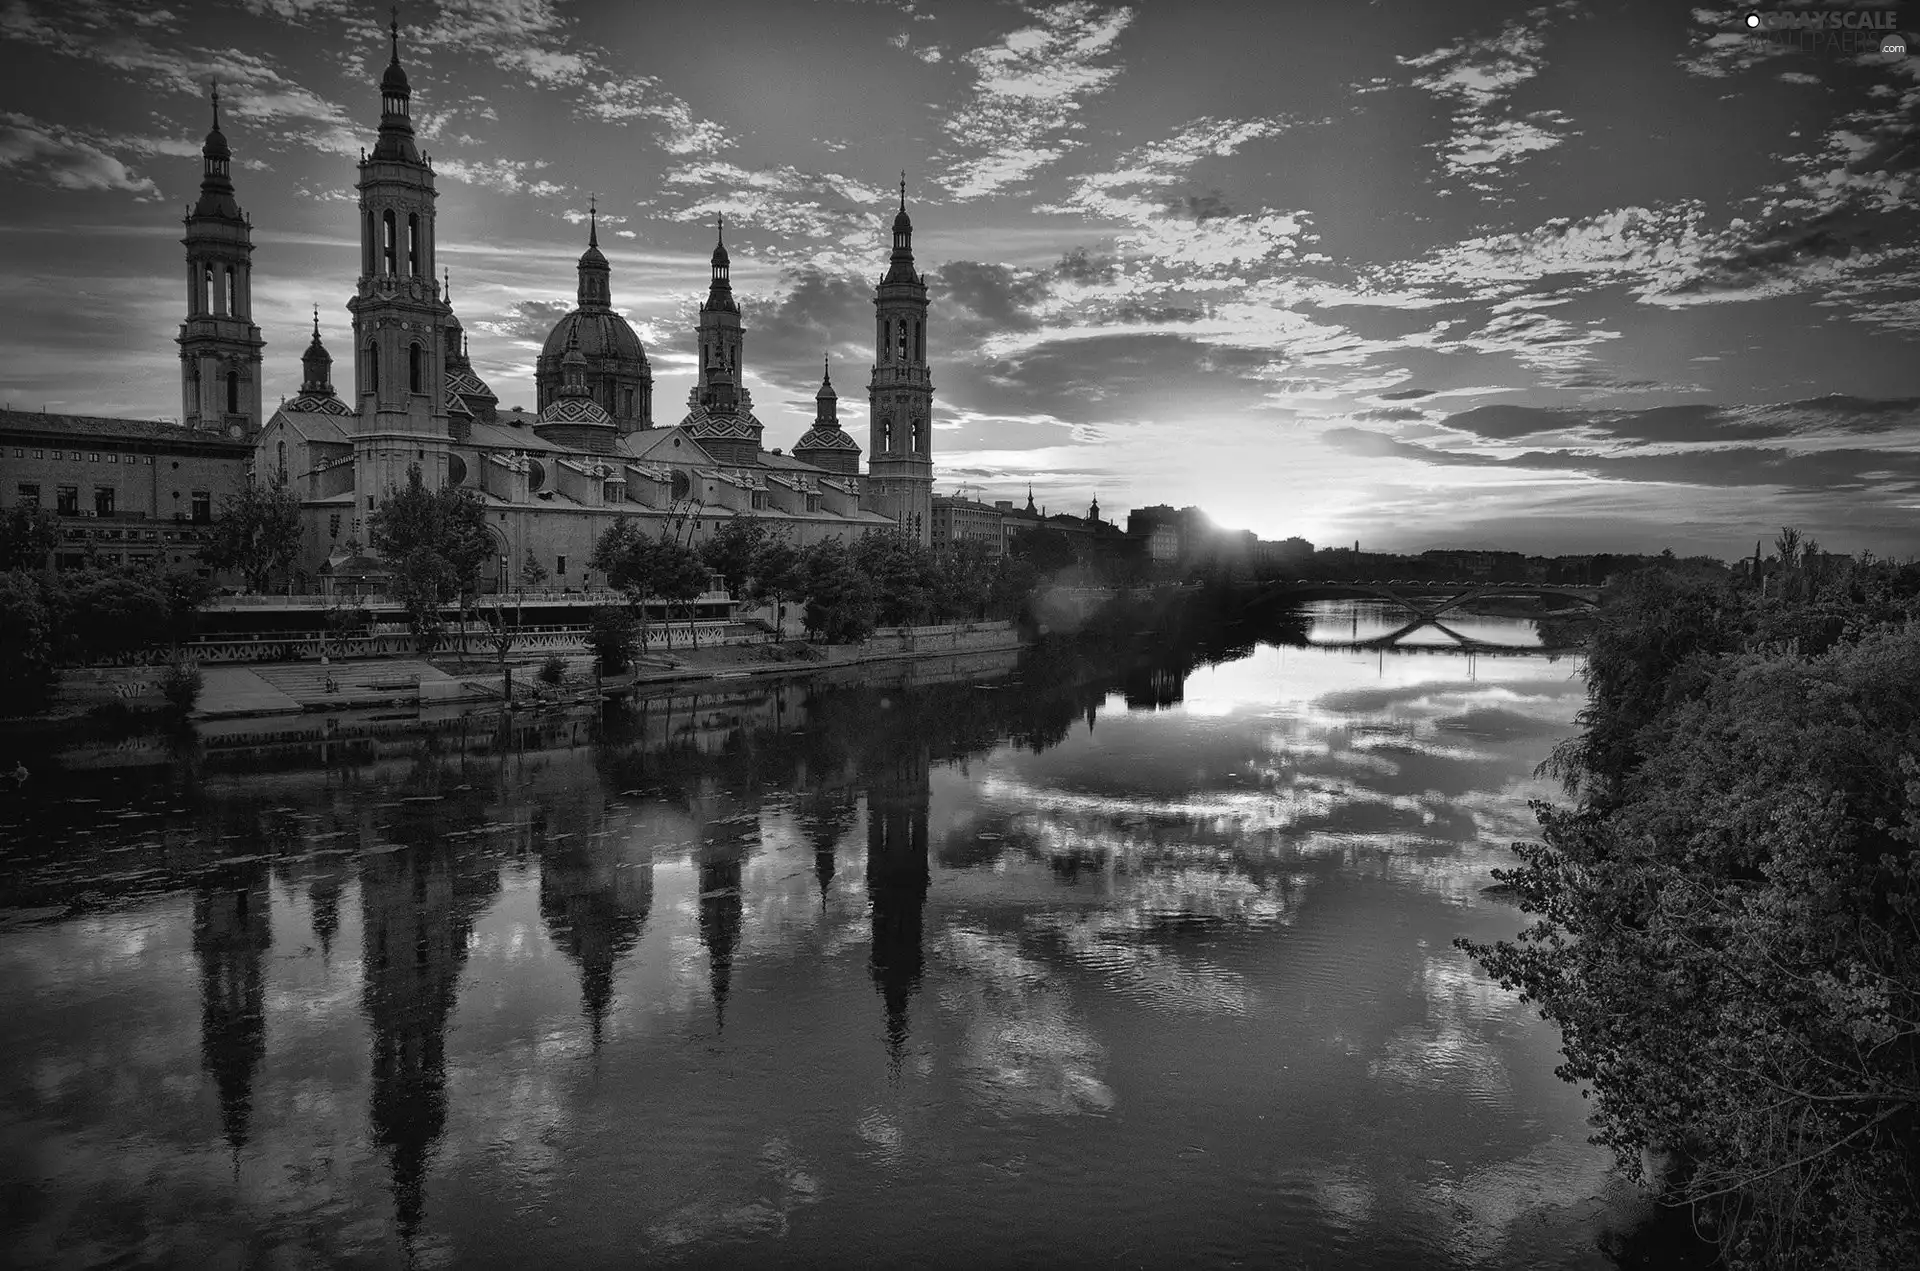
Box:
(0, 603, 1648, 1269)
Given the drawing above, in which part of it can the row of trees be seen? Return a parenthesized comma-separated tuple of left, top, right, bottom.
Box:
(1464, 535, 1920, 1269)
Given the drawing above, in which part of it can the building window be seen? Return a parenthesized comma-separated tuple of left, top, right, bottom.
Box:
(408, 213, 422, 278)
(382, 209, 397, 274)
(409, 342, 423, 394)
(329, 513, 341, 538)
(32, 449, 43, 459)
(17, 483, 40, 507)
(56, 486, 78, 515)
(226, 267, 238, 316)
(882, 418, 893, 452)
(94, 487, 115, 517)
(226, 370, 239, 415)
(623, 388, 634, 416)
(10, 449, 19, 458)
(191, 491, 210, 523)
(556, 554, 567, 576)
(202, 263, 215, 314)
(107, 453, 117, 464)
(367, 345, 380, 395)
(897, 321, 908, 361)
(89, 453, 98, 462)
(916, 319, 924, 362)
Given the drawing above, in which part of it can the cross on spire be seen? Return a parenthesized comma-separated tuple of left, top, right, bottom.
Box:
(715, 211, 724, 246)
(311, 304, 320, 338)
(899, 171, 906, 211)
(210, 78, 220, 129)
(588, 192, 598, 246)
(389, 6, 400, 60)
(442, 267, 450, 304)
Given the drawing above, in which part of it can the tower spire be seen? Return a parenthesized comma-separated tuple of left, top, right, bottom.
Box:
(442, 267, 450, 306)
(211, 78, 221, 131)
(390, 5, 399, 63)
(899, 170, 906, 212)
(588, 193, 598, 248)
(312, 305, 320, 340)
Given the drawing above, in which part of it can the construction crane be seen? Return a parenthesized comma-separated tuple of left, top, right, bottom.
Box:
(950, 481, 984, 502)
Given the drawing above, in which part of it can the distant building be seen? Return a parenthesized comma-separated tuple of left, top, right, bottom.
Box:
(930, 495, 1005, 556)
(0, 409, 251, 573)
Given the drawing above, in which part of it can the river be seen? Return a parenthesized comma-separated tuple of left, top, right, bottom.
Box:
(0, 602, 1661, 1269)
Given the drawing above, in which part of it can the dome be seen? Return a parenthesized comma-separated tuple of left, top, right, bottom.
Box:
(540, 310, 646, 364)
(892, 205, 911, 235)
(381, 58, 410, 96)
(580, 240, 609, 270)
(203, 126, 230, 160)
(794, 425, 859, 452)
(711, 238, 730, 269)
(285, 392, 353, 418)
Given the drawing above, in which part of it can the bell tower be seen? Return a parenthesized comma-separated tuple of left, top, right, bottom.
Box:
(347, 11, 451, 509)
(178, 83, 264, 439)
(866, 176, 933, 545)
(688, 215, 751, 412)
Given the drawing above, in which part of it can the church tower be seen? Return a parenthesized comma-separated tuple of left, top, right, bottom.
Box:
(867, 178, 933, 545)
(688, 216, 750, 411)
(346, 14, 451, 510)
(178, 84, 264, 439)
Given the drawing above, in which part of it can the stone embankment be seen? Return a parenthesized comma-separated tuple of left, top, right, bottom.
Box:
(182, 622, 1025, 720)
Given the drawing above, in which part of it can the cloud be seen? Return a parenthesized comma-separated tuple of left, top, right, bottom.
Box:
(0, 113, 159, 197)
(938, 1, 1136, 198)
(480, 300, 576, 346)
(1397, 5, 1577, 186)
(435, 156, 566, 198)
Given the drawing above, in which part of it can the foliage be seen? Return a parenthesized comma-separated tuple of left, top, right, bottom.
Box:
(1012, 527, 1079, 576)
(654, 539, 711, 650)
(798, 538, 876, 643)
(0, 506, 57, 571)
(160, 658, 204, 715)
(519, 548, 549, 590)
(698, 516, 776, 596)
(0, 570, 56, 715)
(1464, 548, 1920, 1269)
(537, 655, 566, 686)
(747, 537, 804, 639)
(202, 479, 302, 593)
(589, 605, 636, 673)
(851, 530, 939, 626)
(54, 568, 171, 663)
(937, 538, 997, 621)
(368, 466, 492, 652)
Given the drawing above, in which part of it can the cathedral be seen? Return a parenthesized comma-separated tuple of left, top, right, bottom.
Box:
(233, 21, 935, 593)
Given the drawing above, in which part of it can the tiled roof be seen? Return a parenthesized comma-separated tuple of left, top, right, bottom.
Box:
(282, 393, 354, 418)
(537, 396, 613, 427)
(793, 425, 860, 452)
(0, 408, 251, 450)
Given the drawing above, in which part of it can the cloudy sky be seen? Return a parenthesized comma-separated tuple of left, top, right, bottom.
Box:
(1, 0, 1917, 555)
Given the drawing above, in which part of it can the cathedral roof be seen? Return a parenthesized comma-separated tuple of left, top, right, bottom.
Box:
(446, 366, 494, 402)
(539, 311, 646, 366)
(681, 407, 765, 443)
(283, 393, 354, 418)
(536, 396, 614, 428)
(794, 425, 860, 452)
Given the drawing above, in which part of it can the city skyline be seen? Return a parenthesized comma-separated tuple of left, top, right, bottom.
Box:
(1, 0, 1917, 556)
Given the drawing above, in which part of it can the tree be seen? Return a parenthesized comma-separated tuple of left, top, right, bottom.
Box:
(55, 567, 171, 664)
(590, 519, 665, 651)
(935, 538, 996, 621)
(798, 538, 876, 643)
(851, 530, 936, 626)
(519, 548, 549, 591)
(588, 605, 636, 673)
(748, 538, 803, 640)
(203, 479, 302, 593)
(368, 466, 493, 654)
(1465, 570, 1920, 1269)
(0, 570, 56, 714)
(652, 540, 711, 650)
(0, 506, 56, 571)
(698, 516, 774, 596)
(1014, 527, 1078, 577)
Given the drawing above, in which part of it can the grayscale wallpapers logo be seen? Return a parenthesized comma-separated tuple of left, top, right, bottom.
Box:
(1742, 7, 1911, 55)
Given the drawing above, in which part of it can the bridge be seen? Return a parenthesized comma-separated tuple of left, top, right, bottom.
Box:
(1252, 578, 1601, 620)
(1299, 616, 1587, 657)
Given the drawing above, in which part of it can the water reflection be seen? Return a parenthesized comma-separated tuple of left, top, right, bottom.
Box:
(0, 603, 1661, 1269)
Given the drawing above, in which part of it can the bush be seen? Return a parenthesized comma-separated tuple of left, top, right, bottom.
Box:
(161, 659, 204, 714)
(537, 655, 566, 686)
(588, 605, 636, 673)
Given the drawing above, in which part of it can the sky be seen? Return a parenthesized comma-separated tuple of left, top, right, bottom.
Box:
(0, 0, 1917, 557)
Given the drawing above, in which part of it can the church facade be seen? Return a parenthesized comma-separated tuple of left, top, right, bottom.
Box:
(252, 22, 936, 594)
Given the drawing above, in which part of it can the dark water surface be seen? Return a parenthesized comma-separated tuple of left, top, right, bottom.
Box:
(0, 605, 1643, 1269)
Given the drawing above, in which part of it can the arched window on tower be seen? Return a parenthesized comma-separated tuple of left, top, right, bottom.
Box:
(916, 320, 924, 363)
(201, 264, 214, 315)
(910, 418, 921, 453)
(367, 344, 380, 395)
(897, 321, 908, 362)
(226, 369, 239, 415)
(382, 210, 397, 275)
(408, 342, 423, 394)
(882, 418, 893, 452)
(407, 214, 421, 278)
(225, 267, 238, 317)
(364, 209, 375, 274)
